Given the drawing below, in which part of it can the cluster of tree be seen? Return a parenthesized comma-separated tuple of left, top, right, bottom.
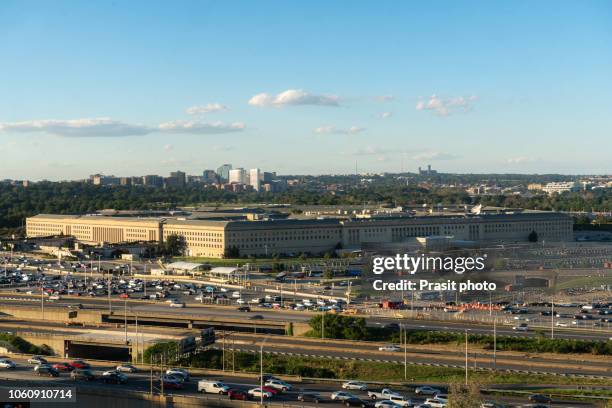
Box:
(0, 333, 52, 355)
(1, 181, 609, 229)
(308, 314, 368, 340)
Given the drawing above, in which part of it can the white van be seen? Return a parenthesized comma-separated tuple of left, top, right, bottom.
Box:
(198, 380, 230, 394)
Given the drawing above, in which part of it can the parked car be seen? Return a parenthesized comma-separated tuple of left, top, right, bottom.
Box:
(424, 398, 447, 408)
(342, 381, 368, 391)
(228, 389, 249, 400)
(70, 369, 96, 381)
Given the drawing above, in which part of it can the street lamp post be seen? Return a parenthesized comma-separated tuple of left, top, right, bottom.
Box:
(260, 337, 269, 406)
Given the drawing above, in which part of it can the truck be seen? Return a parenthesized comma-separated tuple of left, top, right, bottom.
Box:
(367, 388, 402, 400)
(198, 380, 230, 394)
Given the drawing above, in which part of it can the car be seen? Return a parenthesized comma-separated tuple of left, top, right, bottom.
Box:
(198, 380, 230, 394)
(424, 398, 447, 408)
(297, 392, 324, 403)
(116, 364, 137, 373)
(34, 364, 60, 377)
(343, 381, 368, 391)
(68, 303, 83, 309)
(368, 389, 402, 400)
(160, 375, 183, 389)
(555, 322, 568, 327)
(0, 359, 16, 369)
(331, 391, 357, 401)
(236, 298, 246, 304)
(70, 368, 96, 381)
(166, 367, 190, 381)
(480, 402, 504, 408)
(512, 323, 529, 331)
(344, 397, 371, 407)
(375, 401, 402, 408)
(237, 306, 251, 312)
(52, 362, 74, 372)
(69, 360, 90, 369)
(169, 301, 185, 308)
(249, 314, 264, 320)
(228, 389, 249, 400)
(28, 355, 48, 365)
(247, 388, 273, 398)
(528, 394, 552, 403)
(101, 371, 128, 384)
(415, 386, 442, 396)
(265, 379, 292, 391)
(119, 293, 129, 299)
(378, 345, 401, 352)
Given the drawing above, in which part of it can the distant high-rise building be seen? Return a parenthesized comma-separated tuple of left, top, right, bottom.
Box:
(249, 168, 262, 191)
(119, 177, 132, 186)
(142, 175, 163, 187)
(216, 164, 232, 182)
(169, 171, 186, 187)
(202, 170, 218, 184)
(229, 168, 247, 184)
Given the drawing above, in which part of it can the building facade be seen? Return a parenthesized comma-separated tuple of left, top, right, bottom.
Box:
(26, 212, 573, 258)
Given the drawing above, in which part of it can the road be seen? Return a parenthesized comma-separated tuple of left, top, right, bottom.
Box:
(0, 356, 600, 408)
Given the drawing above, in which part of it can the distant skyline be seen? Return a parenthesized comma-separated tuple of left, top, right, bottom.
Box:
(1, 1, 611, 180)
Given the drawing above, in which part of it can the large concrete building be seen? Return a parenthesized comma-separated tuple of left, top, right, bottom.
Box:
(26, 212, 573, 258)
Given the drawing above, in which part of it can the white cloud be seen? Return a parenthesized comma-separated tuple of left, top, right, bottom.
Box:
(505, 157, 532, 164)
(186, 103, 228, 115)
(416, 94, 478, 116)
(158, 120, 246, 134)
(314, 125, 365, 135)
(379, 112, 393, 119)
(164, 144, 174, 151)
(0, 118, 152, 137)
(353, 146, 392, 156)
(413, 151, 459, 161)
(249, 89, 340, 107)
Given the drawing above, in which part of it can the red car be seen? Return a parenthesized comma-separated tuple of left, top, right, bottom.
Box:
(161, 377, 183, 390)
(262, 386, 280, 395)
(119, 293, 129, 299)
(69, 360, 90, 369)
(52, 362, 74, 372)
(228, 389, 248, 401)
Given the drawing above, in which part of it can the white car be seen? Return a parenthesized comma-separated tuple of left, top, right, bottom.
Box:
(512, 323, 529, 331)
(166, 368, 189, 381)
(378, 345, 401, 352)
(265, 379, 292, 392)
(236, 298, 246, 304)
(248, 388, 272, 398)
(116, 364, 137, 373)
(415, 386, 441, 396)
(169, 301, 185, 308)
(342, 381, 368, 391)
(232, 291, 241, 298)
(331, 391, 357, 401)
(0, 359, 16, 369)
(375, 401, 402, 408)
(425, 397, 447, 407)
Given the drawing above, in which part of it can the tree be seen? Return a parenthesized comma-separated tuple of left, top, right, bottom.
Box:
(162, 234, 187, 256)
(528, 230, 538, 242)
(308, 315, 368, 341)
(447, 380, 483, 408)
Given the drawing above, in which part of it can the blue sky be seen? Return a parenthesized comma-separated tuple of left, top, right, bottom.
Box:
(0, 0, 611, 180)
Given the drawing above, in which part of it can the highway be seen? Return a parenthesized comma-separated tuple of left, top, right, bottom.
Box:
(0, 355, 602, 407)
(2, 294, 611, 342)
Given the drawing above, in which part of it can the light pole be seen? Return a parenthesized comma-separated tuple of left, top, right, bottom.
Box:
(464, 329, 468, 385)
(321, 312, 325, 339)
(493, 318, 497, 370)
(124, 299, 128, 344)
(260, 337, 269, 406)
(551, 296, 555, 339)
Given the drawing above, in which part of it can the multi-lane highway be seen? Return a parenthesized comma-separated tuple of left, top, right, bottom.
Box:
(0, 355, 602, 407)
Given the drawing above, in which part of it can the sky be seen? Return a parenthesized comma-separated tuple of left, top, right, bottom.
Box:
(0, 0, 611, 180)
